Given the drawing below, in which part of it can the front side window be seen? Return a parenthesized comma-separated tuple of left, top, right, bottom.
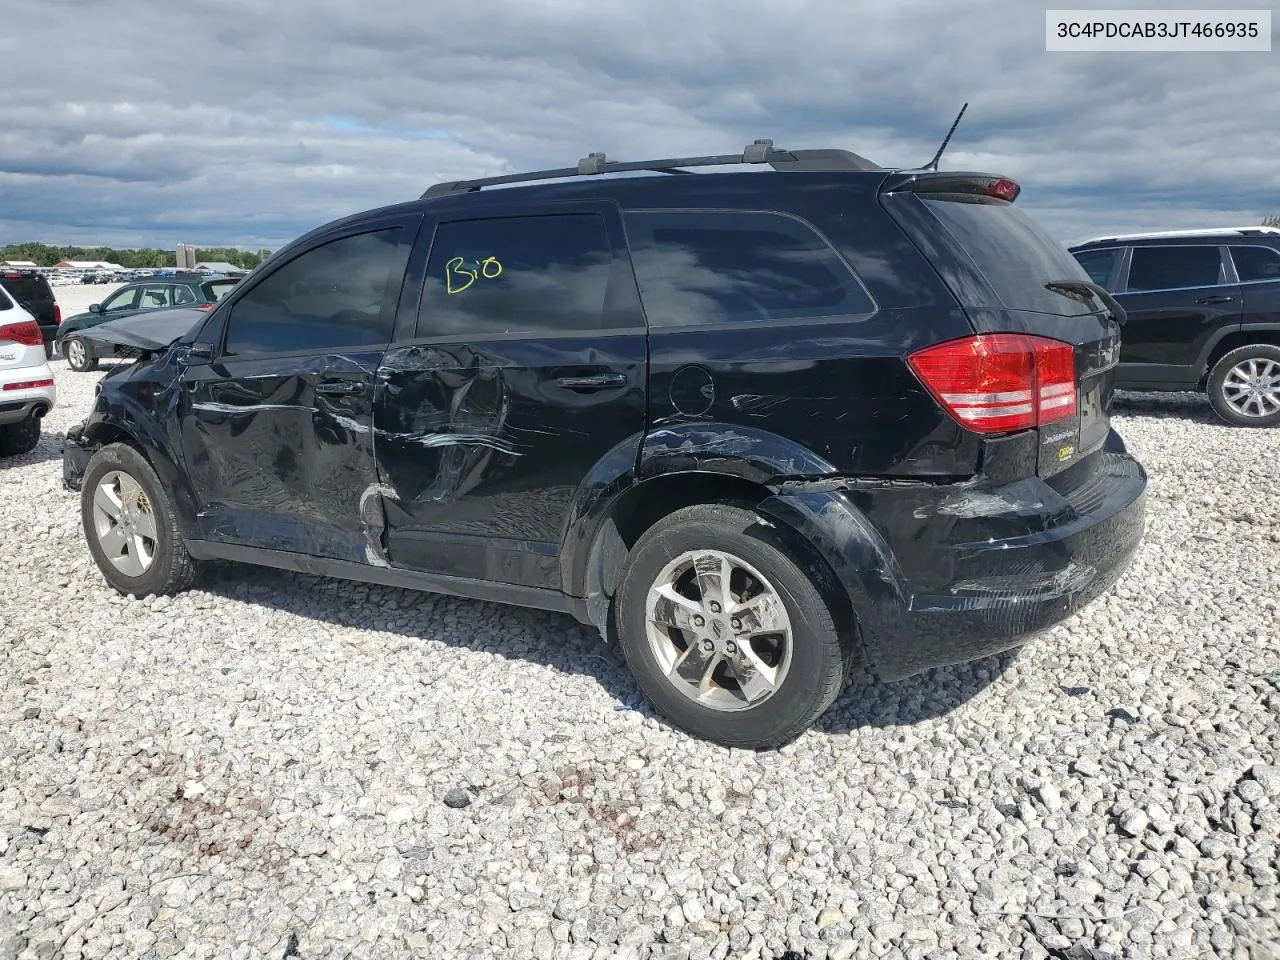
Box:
(624, 210, 872, 327)
(101, 286, 141, 312)
(1072, 247, 1121, 288)
(1125, 246, 1222, 292)
(1230, 245, 1280, 282)
(418, 214, 613, 338)
(223, 229, 401, 355)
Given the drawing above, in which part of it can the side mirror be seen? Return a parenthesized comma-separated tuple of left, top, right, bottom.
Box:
(89, 303, 101, 314)
(187, 342, 214, 364)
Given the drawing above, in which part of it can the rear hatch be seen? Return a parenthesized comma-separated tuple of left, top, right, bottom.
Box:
(881, 173, 1123, 478)
(1, 271, 57, 326)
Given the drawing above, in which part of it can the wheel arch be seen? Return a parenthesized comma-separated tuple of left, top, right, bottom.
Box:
(80, 414, 200, 535)
(1198, 325, 1280, 388)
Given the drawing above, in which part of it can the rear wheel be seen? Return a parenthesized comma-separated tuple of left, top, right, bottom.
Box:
(0, 415, 40, 457)
(81, 443, 198, 596)
(64, 336, 98, 372)
(1207, 344, 1280, 427)
(615, 504, 849, 748)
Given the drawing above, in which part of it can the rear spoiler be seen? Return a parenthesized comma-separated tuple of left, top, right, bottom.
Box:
(881, 171, 1021, 203)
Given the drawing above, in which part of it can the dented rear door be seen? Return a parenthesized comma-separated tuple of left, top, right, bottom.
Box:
(373, 200, 647, 590)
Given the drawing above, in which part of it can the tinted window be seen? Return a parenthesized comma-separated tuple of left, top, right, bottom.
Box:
(224, 229, 401, 355)
(1072, 248, 1121, 288)
(1231, 245, 1280, 282)
(1, 274, 52, 303)
(1126, 246, 1221, 292)
(419, 214, 612, 338)
(624, 211, 870, 327)
(101, 287, 141, 312)
(917, 197, 1094, 315)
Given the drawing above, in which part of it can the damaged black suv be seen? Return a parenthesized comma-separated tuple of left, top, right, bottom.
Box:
(64, 141, 1146, 748)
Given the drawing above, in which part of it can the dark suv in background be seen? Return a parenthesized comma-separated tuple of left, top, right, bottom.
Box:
(63, 142, 1146, 747)
(1070, 227, 1280, 427)
(0, 269, 59, 358)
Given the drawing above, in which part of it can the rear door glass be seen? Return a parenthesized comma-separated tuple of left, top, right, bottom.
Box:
(1124, 246, 1222, 292)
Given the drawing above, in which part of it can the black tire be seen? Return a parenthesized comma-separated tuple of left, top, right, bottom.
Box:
(80, 442, 198, 597)
(0, 415, 41, 457)
(615, 503, 850, 749)
(64, 336, 98, 372)
(43, 340, 54, 361)
(1207, 344, 1280, 427)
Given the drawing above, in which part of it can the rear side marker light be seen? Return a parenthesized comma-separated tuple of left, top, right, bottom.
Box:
(3, 379, 54, 391)
(908, 334, 1077, 434)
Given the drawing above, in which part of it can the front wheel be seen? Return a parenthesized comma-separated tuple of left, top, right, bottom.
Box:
(81, 443, 198, 596)
(63, 336, 98, 372)
(1207, 344, 1280, 427)
(615, 504, 850, 749)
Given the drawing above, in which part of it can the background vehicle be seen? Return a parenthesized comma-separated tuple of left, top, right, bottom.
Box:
(0, 269, 61, 358)
(0, 286, 56, 457)
(57, 273, 240, 371)
(1070, 227, 1280, 427)
(64, 142, 1145, 747)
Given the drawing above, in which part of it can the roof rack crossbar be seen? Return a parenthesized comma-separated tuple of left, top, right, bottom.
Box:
(422, 139, 882, 198)
(1079, 225, 1280, 244)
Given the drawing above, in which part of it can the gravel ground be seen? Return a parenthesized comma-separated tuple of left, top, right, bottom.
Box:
(1, 360, 1278, 960)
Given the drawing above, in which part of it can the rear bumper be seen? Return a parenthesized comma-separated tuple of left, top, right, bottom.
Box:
(0, 377, 56, 425)
(759, 443, 1147, 681)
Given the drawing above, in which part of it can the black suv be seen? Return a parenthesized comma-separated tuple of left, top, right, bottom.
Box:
(1069, 228, 1280, 427)
(63, 142, 1146, 747)
(0, 269, 59, 358)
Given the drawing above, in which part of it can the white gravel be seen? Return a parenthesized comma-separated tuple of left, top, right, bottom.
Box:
(1, 361, 1278, 960)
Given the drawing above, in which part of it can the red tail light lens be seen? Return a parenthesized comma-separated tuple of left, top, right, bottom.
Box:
(3, 378, 54, 391)
(908, 334, 1077, 434)
(0, 320, 44, 346)
(197, 303, 215, 310)
(54, 303, 62, 325)
(988, 178, 1020, 201)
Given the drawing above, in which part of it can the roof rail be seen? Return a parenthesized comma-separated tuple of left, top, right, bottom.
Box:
(422, 140, 883, 198)
(1078, 225, 1280, 244)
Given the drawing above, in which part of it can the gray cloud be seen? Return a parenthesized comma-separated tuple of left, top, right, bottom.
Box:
(1, 0, 1277, 247)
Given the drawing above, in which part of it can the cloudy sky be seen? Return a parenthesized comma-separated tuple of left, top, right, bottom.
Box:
(2, 0, 1277, 250)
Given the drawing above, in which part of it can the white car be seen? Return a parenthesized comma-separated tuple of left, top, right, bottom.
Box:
(0, 283, 56, 457)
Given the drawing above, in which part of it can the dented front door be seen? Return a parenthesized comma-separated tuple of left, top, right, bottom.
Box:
(178, 220, 417, 561)
(373, 202, 647, 590)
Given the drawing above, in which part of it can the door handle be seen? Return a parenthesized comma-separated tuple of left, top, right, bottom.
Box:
(1195, 295, 1235, 305)
(556, 373, 628, 390)
(316, 380, 365, 396)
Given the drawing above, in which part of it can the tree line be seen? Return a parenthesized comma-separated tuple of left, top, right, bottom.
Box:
(0, 242, 273, 269)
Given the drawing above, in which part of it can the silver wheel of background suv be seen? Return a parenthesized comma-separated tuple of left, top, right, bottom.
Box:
(1221, 357, 1280, 419)
(644, 548, 793, 712)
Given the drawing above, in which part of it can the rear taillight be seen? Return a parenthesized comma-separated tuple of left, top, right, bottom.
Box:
(197, 303, 215, 310)
(908, 334, 1077, 434)
(0, 320, 44, 347)
(54, 303, 62, 325)
(3, 378, 54, 391)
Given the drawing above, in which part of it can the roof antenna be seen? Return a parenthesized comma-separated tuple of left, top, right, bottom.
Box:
(923, 102, 968, 172)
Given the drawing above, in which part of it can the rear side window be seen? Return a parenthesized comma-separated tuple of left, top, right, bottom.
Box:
(1072, 248, 1121, 288)
(1125, 246, 1222, 292)
(0, 287, 12, 311)
(223, 228, 401, 355)
(1231, 246, 1280, 282)
(624, 210, 871, 327)
(205, 280, 239, 301)
(419, 214, 613, 338)
(915, 197, 1094, 316)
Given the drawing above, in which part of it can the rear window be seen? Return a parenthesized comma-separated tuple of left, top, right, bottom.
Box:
(0, 274, 52, 303)
(917, 197, 1094, 316)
